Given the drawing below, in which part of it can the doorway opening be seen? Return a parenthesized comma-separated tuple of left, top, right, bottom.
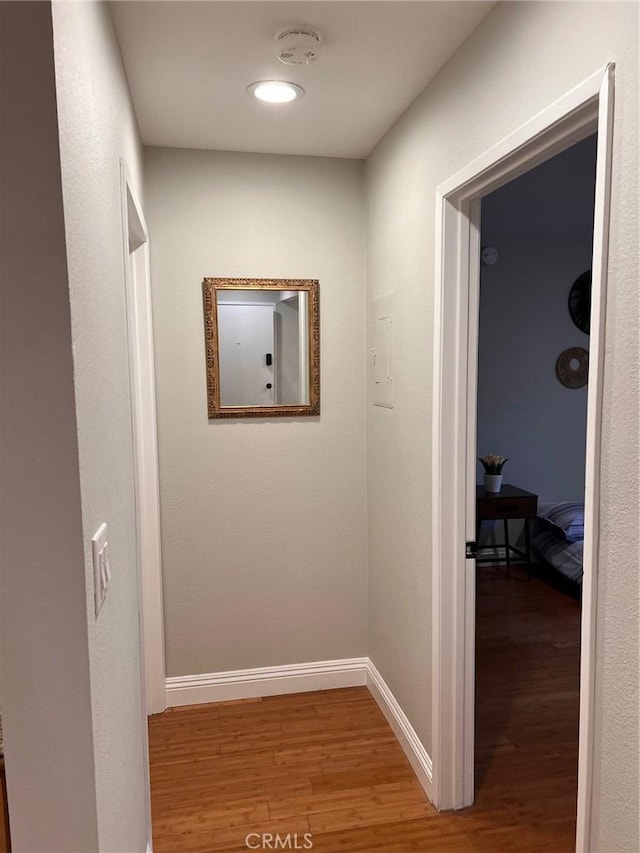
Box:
(121, 161, 166, 853)
(121, 160, 166, 719)
(431, 64, 614, 853)
(473, 133, 597, 848)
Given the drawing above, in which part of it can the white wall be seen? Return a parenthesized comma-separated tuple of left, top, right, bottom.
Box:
(145, 148, 368, 676)
(0, 4, 98, 849)
(365, 3, 638, 850)
(51, 2, 149, 850)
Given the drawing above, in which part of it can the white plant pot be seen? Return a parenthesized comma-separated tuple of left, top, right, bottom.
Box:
(484, 474, 503, 493)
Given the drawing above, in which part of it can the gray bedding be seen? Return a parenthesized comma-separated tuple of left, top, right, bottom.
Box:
(532, 530, 583, 584)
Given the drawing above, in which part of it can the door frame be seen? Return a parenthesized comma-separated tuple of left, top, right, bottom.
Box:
(120, 159, 166, 720)
(431, 64, 614, 853)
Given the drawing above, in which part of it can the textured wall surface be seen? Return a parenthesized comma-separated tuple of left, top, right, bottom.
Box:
(0, 4, 98, 849)
(145, 148, 368, 677)
(52, 2, 149, 850)
(365, 4, 638, 849)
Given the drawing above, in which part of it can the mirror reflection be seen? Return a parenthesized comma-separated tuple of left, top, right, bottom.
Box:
(217, 289, 309, 407)
(202, 278, 320, 419)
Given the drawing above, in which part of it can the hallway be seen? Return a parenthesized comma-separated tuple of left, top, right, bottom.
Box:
(149, 571, 580, 852)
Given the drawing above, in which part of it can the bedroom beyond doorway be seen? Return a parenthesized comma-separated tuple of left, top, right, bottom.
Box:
(472, 133, 597, 850)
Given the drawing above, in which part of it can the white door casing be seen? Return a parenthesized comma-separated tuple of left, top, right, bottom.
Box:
(431, 65, 614, 853)
(121, 160, 166, 717)
(120, 158, 166, 850)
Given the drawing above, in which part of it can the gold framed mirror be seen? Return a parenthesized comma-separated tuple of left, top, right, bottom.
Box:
(203, 278, 320, 418)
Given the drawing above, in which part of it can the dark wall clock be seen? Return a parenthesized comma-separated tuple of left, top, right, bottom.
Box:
(568, 270, 591, 334)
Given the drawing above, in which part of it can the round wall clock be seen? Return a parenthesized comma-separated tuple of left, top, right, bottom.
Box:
(568, 270, 591, 334)
(556, 347, 589, 389)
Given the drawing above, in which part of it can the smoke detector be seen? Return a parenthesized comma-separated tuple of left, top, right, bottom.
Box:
(481, 246, 499, 266)
(276, 28, 321, 65)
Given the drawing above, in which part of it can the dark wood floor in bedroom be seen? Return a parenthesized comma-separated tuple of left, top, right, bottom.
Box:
(149, 566, 581, 852)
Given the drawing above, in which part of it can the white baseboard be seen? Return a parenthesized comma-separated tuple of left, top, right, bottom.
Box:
(165, 657, 369, 707)
(365, 660, 433, 799)
(165, 656, 433, 802)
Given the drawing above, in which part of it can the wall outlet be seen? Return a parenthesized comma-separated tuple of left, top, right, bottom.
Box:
(91, 522, 111, 618)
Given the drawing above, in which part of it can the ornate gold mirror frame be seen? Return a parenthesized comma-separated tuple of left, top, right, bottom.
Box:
(203, 277, 320, 418)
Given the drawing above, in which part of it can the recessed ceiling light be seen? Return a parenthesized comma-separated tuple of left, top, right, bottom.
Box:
(247, 81, 305, 104)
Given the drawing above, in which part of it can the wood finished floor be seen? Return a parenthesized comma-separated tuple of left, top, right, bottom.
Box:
(149, 568, 580, 852)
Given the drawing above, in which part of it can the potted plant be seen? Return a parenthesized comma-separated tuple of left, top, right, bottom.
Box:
(479, 454, 508, 493)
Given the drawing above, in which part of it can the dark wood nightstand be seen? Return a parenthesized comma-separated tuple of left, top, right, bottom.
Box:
(476, 484, 538, 578)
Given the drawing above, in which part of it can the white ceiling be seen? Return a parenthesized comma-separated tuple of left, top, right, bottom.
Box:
(110, 1, 495, 159)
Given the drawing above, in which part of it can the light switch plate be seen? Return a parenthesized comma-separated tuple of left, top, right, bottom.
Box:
(92, 522, 111, 618)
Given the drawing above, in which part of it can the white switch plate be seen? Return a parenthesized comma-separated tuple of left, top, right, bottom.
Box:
(91, 522, 111, 618)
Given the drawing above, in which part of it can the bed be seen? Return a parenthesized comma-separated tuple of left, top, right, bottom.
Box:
(532, 501, 584, 585)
